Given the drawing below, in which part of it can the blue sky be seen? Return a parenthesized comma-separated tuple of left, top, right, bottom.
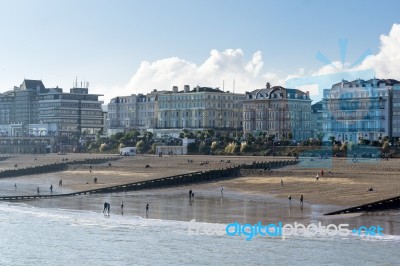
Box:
(0, 0, 399, 102)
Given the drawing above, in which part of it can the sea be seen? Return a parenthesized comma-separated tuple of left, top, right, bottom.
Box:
(0, 191, 400, 266)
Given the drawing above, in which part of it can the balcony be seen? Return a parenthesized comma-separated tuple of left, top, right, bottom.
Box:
(332, 128, 386, 132)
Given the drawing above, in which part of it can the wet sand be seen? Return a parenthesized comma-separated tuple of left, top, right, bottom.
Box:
(1, 154, 400, 233)
(0, 154, 271, 196)
(1, 154, 400, 208)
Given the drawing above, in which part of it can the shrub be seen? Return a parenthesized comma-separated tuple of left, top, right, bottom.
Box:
(211, 141, 218, 151)
(224, 142, 237, 154)
(240, 142, 252, 153)
(99, 143, 108, 152)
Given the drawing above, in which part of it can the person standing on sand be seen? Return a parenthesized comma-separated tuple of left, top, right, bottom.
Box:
(288, 195, 292, 203)
(146, 203, 149, 218)
(221, 186, 224, 196)
(189, 189, 192, 198)
(37, 187, 40, 194)
(121, 201, 124, 214)
(281, 179, 284, 186)
(103, 202, 108, 214)
(300, 194, 303, 205)
(50, 184, 53, 194)
(321, 170, 324, 177)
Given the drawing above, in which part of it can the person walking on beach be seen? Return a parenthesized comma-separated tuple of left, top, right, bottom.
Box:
(288, 195, 292, 203)
(146, 203, 149, 218)
(281, 179, 284, 186)
(103, 202, 108, 214)
(300, 194, 304, 206)
(14, 183, 17, 190)
(59, 179, 62, 187)
(107, 203, 110, 215)
(121, 201, 124, 214)
(221, 186, 224, 196)
(321, 170, 324, 177)
(37, 187, 40, 195)
(189, 189, 192, 198)
(50, 184, 53, 194)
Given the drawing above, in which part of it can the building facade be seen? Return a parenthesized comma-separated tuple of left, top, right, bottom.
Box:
(391, 84, 400, 139)
(0, 79, 103, 137)
(320, 78, 400, 142)
(157, 85, 244, 131)
(38, 86, 104, 136)
(243, 83, 312, 140)
(106, 90, 162, 135)
(311, 101, 323, 139)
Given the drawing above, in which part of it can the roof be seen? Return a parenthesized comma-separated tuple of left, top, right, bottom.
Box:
(332, 78, 400, 88)
(21, 79, 46, 91)
(246, 85, 309, 100)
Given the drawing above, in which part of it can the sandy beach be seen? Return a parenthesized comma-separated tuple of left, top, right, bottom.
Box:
(1, 153, 400, 236)
(0, 154, 399, 209)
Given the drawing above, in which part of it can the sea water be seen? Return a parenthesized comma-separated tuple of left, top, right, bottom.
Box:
(0, 201, 399, 266)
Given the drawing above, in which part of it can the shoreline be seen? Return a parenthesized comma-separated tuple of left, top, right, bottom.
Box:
(0, 154, 399, 211)
(20, 186, 400, 236)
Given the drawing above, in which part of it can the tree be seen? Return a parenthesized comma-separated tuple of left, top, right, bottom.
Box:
(287, 131, 293, 140)
(143, 131, 153, 143)
(340, 142, 347, 152)
(211, 141, 218, 151)
(126, 130, 140, 141)
(206, 129, 215, 138)
(111, 132, 125, 141)
(136, 140, 145, 154)
(382, 140, 390, 152)
(99, 143, 108, 153)
(316, 132, 324, 142)
(240, 142, 252, 153)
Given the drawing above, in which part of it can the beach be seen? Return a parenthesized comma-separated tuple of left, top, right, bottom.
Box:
(1, 154, 399, 208)
(0, 154, 398, 230)
(1, 153, 400, 265)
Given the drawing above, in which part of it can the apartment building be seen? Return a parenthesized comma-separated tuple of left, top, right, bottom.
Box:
(157, 85, 244, 131)
(320, 78, 399, 142)
(243, 83, 312, 140)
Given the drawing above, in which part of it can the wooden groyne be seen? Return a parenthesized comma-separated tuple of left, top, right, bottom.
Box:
(0, 157, 121, 178)
(0, 159, 298, 201)
(324, 195, 400, 215)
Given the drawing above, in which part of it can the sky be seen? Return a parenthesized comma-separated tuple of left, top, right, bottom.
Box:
(0, 0, 400, 103)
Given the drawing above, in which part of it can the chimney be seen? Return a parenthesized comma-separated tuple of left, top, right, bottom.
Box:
(172, 86, 178, 93)
(266, 82, 271, 89)
(184, 85, 190, 93)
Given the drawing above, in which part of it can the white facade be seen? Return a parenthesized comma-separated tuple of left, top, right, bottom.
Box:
(157, 85, 244, 130)
(320, 78, 399, 142)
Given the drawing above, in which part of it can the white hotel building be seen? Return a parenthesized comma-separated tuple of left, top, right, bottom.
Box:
(320, 78, 400, 142)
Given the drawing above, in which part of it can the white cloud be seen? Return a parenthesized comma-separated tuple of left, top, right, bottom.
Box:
(97, 49, 282, 103)
(355, 23, 400, 79)
(96, 23, 400, 104)
(311, 23, 400, 80)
